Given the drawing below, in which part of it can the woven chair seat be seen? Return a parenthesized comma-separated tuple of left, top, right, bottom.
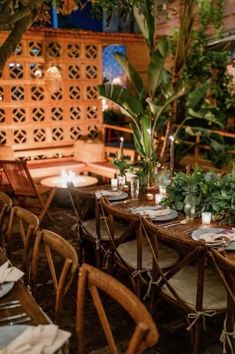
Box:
(83, 219, 126, 240)
(162, 265, 227, 311)
(117, 238, 180, 270)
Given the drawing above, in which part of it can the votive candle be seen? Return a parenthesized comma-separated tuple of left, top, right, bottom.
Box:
(201, 212, 212, 225)
(155, 194, 164, 204)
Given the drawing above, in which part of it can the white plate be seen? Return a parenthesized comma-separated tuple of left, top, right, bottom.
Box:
(0, 325, 63, 353)
(152, 209, 178, 221)
(109, 192, 128, 201)
(0, 282, 14, 298)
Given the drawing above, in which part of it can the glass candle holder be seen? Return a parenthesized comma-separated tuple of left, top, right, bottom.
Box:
(201, 212, 212, 225)
(155, 194, 164, 204)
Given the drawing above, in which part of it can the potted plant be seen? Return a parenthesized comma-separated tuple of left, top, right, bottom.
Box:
(98, 4, 186, 188)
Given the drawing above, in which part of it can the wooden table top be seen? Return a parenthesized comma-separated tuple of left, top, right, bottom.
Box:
(0, 249, 49, 326)
(85, 184, 235, 262)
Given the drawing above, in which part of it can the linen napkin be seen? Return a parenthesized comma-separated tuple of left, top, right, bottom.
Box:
(95, 190, 122, 199)
(131, 207, 172, 218)
(0, 261, 24, 284)
(199, 229, 235, 246)
(0, 324, 71, 354)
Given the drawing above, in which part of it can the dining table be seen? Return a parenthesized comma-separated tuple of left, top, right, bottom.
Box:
(83, 184, 235, 262)
(0, 248, 49, 326)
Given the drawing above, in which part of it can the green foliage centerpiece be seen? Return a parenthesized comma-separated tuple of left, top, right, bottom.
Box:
(162, 165, 235, 225)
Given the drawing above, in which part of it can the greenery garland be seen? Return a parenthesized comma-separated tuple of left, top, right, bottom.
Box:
(162, 165, 235, 225)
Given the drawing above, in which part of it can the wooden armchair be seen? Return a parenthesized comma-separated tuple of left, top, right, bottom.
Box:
(77, 263, 159, 354)
(100, 197, 179, 299)
(0, 191, 12, 248)
(6, 205, 39, 284)
(209, 249, 235, 354)
(67, 183, 126, 268)
(0, 160, 56, 223)
(31, 229, 78, 325)
(141, 218, 228, 354)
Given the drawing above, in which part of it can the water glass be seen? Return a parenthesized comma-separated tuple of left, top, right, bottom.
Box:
(117, 175, 126, 190)
(111, 178, 118, 191)
(184, 194, 196, 220)
(130, 176, 140, 200)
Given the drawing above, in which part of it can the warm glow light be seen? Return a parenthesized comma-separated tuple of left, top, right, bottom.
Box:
(112, 77, 122, 85)
(60, 169, 76, 186)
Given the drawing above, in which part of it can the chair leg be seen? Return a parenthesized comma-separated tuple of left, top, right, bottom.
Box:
(38, 188, 56, 222)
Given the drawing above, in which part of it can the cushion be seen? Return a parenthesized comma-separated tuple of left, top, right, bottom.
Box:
(83, 218, 126, 240)
(162, 265, 227, 311)
(117, 239, 179, 270)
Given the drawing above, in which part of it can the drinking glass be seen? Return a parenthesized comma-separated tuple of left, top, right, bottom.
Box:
(111, 178, 118, 191)
(184, 194, 196, 220)
(130, 176, 140, 200)
(117, 175, 126, 190)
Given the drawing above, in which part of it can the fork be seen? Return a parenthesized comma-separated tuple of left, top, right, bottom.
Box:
(0, 300, 21, 310)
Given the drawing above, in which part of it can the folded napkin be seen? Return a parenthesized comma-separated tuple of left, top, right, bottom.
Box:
(132, 207, 171, 218)
(95, 190, 122, 199)
(0, 262, 24, 284)
(0, 324, 71, 354)
(130, 206, 162, 212)
(199, 230, 235, 246)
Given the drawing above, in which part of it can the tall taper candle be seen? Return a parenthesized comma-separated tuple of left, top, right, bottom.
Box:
(169, 135, 175, 175)
(120, 137, 124, 160)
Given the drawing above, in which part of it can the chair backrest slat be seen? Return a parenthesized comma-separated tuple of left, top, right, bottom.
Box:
(31, 229, 78, 324)
(0, 160, 36, 196)
(77, 263, 158, 354)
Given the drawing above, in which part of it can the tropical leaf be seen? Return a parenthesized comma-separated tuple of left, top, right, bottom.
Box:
(113, 52, 147, 101)
(98, 84, 143, 119)
(148, 37, 170, 97)
(133, 4, 154, 52)
(186, 82, 209, 109)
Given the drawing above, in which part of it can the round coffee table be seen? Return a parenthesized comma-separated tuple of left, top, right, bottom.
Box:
(41, 175, 98, 189)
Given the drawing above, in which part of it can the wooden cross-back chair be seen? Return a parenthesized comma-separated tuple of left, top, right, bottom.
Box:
(6, 205, 39, 284)
(0, 191, 12, 248)
(77, 263, 159, 354)
(31, 229, 78, 325)
(99, 197, 179, 299)
(67, 183, 126, 268)
(141, 217, 228, 354)
(209, 249, 235, 354)
(0, 160, 56, 223)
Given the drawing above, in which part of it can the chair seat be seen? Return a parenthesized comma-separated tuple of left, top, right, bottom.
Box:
(162, 265, 227, 311)
(117, 239, 180, 270)
(83, 219, 126, 240)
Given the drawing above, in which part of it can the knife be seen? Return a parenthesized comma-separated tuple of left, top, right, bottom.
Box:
(163, 221, 182, 228)
(0, 312, 28, 322)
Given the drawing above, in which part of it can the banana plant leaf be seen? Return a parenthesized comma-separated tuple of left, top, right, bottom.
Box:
(98, 84, 143, 123)
(133, 4, 154, 53)
(186, 82, 209, 109)
(140, 114, 152, 158)
(113, 52, 147, 102)
(148, 37, 170, 97)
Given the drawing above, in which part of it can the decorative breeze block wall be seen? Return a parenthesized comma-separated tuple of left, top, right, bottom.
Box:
(0, 29, 103, 161)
